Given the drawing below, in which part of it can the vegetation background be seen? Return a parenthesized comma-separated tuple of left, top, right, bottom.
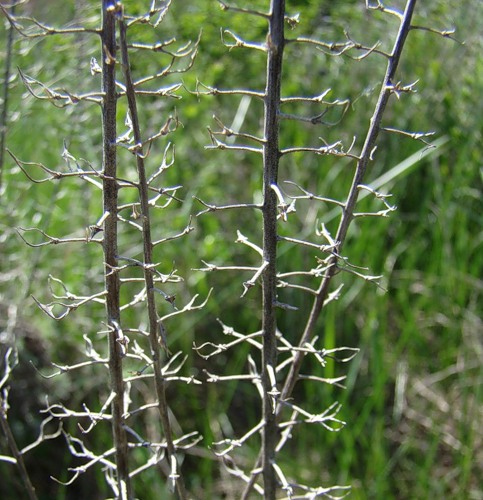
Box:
(0, 0, 481, 498)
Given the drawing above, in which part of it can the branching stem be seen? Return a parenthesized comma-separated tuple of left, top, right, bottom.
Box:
(101, 2, 132, 498)
(242, 1, 419, 496)
(280, 0, 418, 402)
(261, 1, 285, 498)
(118, 11, 187, 500)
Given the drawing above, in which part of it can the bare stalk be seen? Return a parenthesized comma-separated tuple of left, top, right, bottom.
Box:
(242, 1, 419, 496)
(118, 11, 187, 500)
(100, 2, 132, 498)
(261, 1, 285, 498)
(280, 0, 418, 406)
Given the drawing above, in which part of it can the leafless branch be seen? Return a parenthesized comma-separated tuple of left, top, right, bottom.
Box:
(410, 25, 461, 43)
(16, 227, 102, 247)
(18, 68, 103, 106)
(288, 34, 390, 60)
(210, 114, 265, 144)
(0, 4, 99, 38)
(381, 126, 436, 146)
(218, 1, 269, 19)
(206, 127, 264, 154)
(191, 79, 264, 99)
(193, 196, 261, 216)
(221, 28, 267, 52)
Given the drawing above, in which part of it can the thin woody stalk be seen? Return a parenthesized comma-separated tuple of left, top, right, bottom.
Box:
(243, 1, 418, 496)
(101, 2, 132, 499)
(118, 13, 187, 500)
(261, 1, 285, 498)
(279, 0, 418, 405)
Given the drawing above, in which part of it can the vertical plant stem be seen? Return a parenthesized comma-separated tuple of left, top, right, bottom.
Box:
(262, 1, 285, 498)
(101, 2, 132, 498)
(0, 2, 16, 190)
(243, 1, 418, 496)
(118, 14, 187, 500)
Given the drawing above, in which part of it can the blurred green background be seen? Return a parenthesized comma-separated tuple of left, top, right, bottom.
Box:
(0, 1, 481, 498)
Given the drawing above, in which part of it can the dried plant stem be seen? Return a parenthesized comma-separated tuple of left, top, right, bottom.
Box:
(261, 1, 285, 498)
(101, 2, 132, 499)
(242, 1, 418, 496)
(118, 14, 187, 500)
(280, 0, 418, 405)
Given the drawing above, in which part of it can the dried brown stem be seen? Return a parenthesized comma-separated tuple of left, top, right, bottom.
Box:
(118, 10, 187, 499)
(100, 2, 132, 498)
(242, 0, 420, 496)
(260, 1, 285, 497)
(279, 0, 419, 417)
